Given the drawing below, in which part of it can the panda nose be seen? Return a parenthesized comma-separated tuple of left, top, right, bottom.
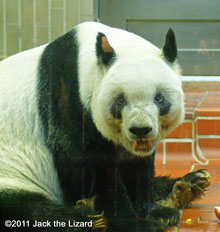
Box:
(129, 127, 152, 138)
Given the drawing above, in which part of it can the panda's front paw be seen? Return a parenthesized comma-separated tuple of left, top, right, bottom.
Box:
(75, 197, 107, 231)
(183, 169, 211, 202)
(171, 180, 194, 209)
(147, 205, 180, 227)
(156, 180, 194, 209)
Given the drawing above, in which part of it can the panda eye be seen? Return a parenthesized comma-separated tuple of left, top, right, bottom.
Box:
(116, 95, 126, 106)
(111, 94, 127, 119)
(154, 93, 163, 104)
(154, 92, 171, 116)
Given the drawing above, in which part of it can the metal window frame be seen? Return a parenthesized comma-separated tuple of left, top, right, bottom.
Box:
(162, 115, 220, 171)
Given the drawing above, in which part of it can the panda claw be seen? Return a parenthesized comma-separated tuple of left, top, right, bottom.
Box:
(88, 212, 104, 218)
(182, 169, 211, 202)
(93, 219, 104, 224)
(88, 212, 107, 232)
(93, 224, 105, 228)
(92, 223, 106, 231)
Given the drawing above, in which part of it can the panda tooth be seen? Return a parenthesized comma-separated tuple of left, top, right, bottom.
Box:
(133, 141, 139, 150)
(133, 141, 152, 150)
(146, 141, 152, 149)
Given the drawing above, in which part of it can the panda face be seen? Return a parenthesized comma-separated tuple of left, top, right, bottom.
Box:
(77, 24, 184, 157)
(92, 58, 184, 157)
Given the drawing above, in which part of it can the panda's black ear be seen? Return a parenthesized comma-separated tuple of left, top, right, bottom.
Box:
(162, 28, 177, 63)
(96, 32, 115, 66)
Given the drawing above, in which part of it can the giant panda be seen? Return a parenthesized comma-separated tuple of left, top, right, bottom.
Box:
(0, 22, 210, 232)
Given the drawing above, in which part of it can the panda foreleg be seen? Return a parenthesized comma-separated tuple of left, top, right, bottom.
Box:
(94, 167, 169, 232)
(0, 189, 106, 232)
(119, 159, 181, 229)
(133, 176, 181, 228)
(153, 176, 178, 202)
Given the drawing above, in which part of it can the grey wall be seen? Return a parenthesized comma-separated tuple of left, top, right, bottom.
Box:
(97, 0, 220, 76)
(0, 0, 94, 60)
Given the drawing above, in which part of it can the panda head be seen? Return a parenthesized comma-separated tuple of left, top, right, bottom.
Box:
(89, 28, 184, 157)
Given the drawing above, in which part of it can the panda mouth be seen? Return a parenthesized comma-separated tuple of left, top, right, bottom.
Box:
(133, 140, 153, 152)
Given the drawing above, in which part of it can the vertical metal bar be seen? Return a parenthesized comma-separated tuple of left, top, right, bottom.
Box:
(77, 0, 81, 24)
(163, 141, 166, 165)
(33, 0, 37, 46)
(3, 0, 7, 57)
(94, 0, 100, 22)
(191, 119, 195, 161)
(114, 167, 117, 217)
(63, 0, 66, 33)
(48, 0, 52, 42)
(18, 0, 22, 52)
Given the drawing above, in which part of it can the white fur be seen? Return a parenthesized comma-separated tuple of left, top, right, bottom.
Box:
(0, 45, 62, 203)
(77, 22, 184, 157)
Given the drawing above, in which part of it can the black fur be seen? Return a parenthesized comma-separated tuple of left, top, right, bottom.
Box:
(163, 28, 177, 63)
(96, 32, 115, 66)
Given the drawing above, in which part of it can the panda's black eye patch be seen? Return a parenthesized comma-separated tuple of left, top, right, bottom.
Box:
(111, 94, 127, 119)
(154, 92, 171, 115)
